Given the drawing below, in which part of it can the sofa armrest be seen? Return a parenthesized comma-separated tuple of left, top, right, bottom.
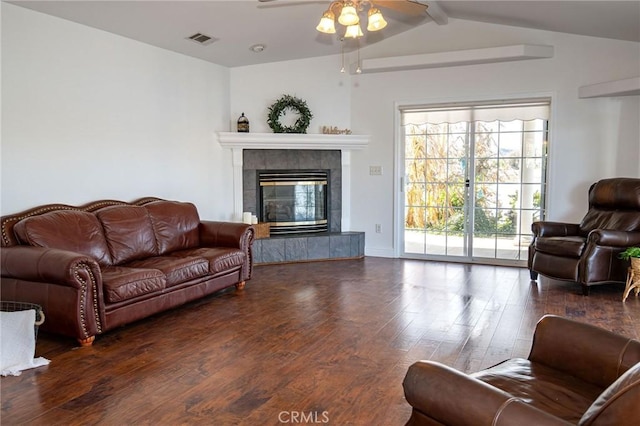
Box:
(531, 221, 580, 237)
(587, 230, 640, 247)
(199, 221, 254, 249)
(2, 246, 100, 285)
(1, 246, 105, 341)
(403, 361, 571, 426)
(528, 315, 640, 389)
(199, 221, 255, 282)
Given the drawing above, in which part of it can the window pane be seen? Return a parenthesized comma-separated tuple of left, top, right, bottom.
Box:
(475, 133, 499, 158)
(499, 159, 521, 183)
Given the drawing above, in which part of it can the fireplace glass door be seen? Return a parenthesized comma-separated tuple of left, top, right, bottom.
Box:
(259, 170, 329, 235)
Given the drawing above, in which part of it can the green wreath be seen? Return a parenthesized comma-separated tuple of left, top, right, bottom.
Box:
(267, 95, 313, 134)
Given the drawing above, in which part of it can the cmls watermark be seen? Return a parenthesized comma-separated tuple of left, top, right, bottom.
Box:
(278, 411, 330, 424)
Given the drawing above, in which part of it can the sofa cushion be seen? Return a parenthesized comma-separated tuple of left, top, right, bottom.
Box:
(127, 255, 209, 287)
(96, 205, 157, 265)
(171, 247, 245, 274)
(101, 266, 166, 303)
(473, 358, 603, 423)
(13, 210, 112, 266)
(145, 201, 200, 254)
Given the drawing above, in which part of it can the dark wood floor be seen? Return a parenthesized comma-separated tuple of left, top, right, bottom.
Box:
(3, 257, 640, 425)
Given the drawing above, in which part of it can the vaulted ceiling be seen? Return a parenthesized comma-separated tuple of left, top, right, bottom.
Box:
(8, 1, 640, 67)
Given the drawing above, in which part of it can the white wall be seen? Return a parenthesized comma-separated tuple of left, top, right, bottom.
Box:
(229, 19, 640, 257)
(229, 55, 352, 134)
(1, 3, 233, 220)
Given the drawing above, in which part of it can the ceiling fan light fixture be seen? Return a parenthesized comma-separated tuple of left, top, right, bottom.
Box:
(367, 7, 387, 31)
(338, 2, 359, 26)
(344, 23, 364, 39)
(316, 10, 337, 34)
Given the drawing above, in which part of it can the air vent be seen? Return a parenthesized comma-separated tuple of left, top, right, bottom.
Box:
(186, 33, 217, 46)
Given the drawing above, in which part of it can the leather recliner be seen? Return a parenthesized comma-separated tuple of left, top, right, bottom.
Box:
(403, 315, 640, 425)
(528, 177, 640, 295)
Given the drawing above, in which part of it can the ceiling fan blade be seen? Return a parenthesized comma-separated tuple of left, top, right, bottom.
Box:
(257, 0, 329, 8)
(375, 0, 428, 17)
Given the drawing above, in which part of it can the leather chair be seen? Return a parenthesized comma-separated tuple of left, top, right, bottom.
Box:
(528, 177, 640, 295)
(403, 315, 640, 425)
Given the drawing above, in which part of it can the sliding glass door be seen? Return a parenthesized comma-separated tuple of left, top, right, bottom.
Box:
(401, 100, 549, 265)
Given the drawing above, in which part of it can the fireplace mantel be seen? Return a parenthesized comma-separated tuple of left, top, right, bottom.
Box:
(217, 132, 369, 150)
(216, 132, 369, 231)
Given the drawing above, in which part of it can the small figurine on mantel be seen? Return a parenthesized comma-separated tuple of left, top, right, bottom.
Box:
(237, 113, 250, 132)
(322, 126, 352, 135)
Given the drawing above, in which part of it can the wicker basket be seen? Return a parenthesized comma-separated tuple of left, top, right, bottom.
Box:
(632, 258, 640, 275)
(0, 301, 45, 339)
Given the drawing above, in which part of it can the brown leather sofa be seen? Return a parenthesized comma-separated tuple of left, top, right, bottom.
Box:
(403, 315, 640, 425)
(528, 177, 640, 295)
(0, 197, 255, 346)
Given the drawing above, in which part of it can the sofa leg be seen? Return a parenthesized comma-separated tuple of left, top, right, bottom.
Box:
(530, 270, 538, 281)
(78, 336, 95, 347)
(581, 285, 590, 296)
(235, 281, 246, 290)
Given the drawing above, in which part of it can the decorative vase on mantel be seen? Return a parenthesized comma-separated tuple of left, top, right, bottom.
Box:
(237, 113, 249, 133)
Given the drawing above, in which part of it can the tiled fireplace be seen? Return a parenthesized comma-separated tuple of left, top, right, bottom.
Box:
(217, 132, 369, 264)
(243, 150, 341, 233)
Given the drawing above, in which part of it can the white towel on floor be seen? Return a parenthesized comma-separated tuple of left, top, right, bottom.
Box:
(0, 309, 50, 376)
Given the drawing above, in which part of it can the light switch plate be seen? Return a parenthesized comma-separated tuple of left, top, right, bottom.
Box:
(369, 165, 383, 175)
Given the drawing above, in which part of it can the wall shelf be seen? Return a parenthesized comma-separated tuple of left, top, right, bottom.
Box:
(578, 77, 640, 98)
(359, 44, 554, 74)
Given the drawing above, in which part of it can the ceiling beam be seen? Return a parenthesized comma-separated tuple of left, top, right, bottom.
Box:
(376, 0, 428, 16)
(411, 1, 448, 25)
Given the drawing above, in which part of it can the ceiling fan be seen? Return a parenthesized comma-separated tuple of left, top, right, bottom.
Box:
(258, 0, 430, 41)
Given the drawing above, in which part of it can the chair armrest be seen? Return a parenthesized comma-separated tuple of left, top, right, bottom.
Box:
(403, 361, 571, 426)
(528, 315, 640, 388)
(587, 230, 640, 247)
(1, 246, 105, 341)
(199, 221, 254, 249)
(531, 221, 580, 237)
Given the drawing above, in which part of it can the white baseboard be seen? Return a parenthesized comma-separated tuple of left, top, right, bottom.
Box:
(364, 247, 396, 258)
